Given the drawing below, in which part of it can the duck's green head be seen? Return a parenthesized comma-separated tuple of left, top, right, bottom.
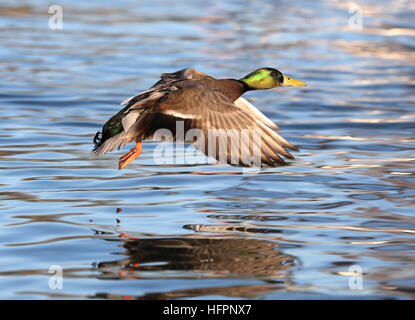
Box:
(239, 67, 306, 90)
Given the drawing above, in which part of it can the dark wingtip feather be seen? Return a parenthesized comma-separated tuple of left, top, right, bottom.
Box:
(290, 144, 300, 151)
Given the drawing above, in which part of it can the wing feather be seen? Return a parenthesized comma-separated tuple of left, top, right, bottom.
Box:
(128, 84, 298, 166)
(234, 97, 279, 130)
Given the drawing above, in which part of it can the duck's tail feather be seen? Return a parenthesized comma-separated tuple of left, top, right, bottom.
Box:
(93, 131, 103, 147)
(92, 131, 128, 157)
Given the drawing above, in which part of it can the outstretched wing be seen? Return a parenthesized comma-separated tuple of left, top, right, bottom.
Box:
(126, 84, 298, 166)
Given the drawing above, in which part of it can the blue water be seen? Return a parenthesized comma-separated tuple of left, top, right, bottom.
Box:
(0, 0, 415, 299)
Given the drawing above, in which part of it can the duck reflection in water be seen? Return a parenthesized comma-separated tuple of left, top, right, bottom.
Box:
(93, 236, 299, 299)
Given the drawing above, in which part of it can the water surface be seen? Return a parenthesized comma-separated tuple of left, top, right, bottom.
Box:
(0, 0, 415, 299)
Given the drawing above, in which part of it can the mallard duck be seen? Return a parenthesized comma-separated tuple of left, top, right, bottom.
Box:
(93, 67, 306, 169)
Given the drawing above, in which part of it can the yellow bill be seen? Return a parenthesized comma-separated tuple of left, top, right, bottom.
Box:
(282, 74, 307, 86)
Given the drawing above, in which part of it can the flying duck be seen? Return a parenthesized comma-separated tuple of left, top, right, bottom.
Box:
(93, 67, 306, 169)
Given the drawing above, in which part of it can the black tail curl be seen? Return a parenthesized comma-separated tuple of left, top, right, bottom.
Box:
(93, 131, 102, 148)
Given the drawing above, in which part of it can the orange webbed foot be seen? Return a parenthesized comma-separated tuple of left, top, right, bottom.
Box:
(118, 140, 142, 170)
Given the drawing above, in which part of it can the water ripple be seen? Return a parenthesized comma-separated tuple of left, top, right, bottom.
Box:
(0, 0, 414, 299)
